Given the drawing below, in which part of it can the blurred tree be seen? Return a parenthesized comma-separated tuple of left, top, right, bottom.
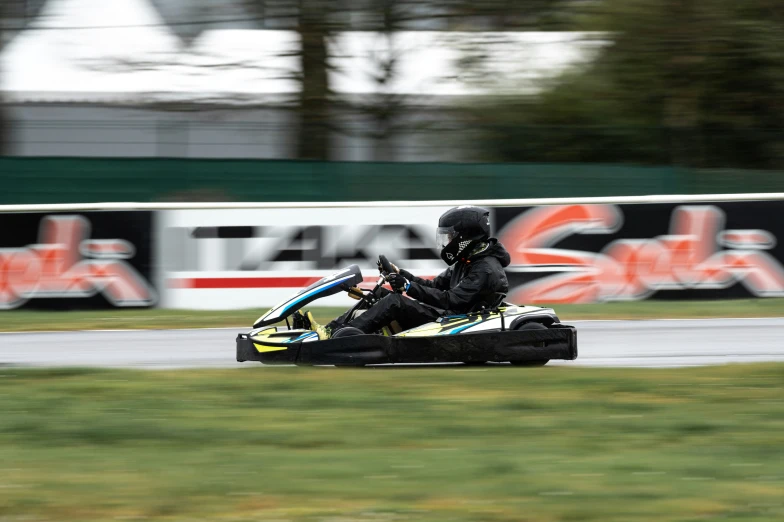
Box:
(294, 0, 330, 160)
(465, 0, 784, 168)
(233, 0, 572, 159)
(239, 0, 409, 160)
(331, 0, 419, 161)
(128, 0, 573, 161)
(237, 0, 338, 160)
(0, 0, 47, 155)
(241, 0, 424, 160)
(145, 0, 328, 159)
(0, 5, 7, 155)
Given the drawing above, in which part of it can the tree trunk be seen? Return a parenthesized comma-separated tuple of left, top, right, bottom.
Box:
(0, 1, 48, 156)
(0, 103, 8, 156)
(0, 13, 7, 156)
(296, 0, 330, 160)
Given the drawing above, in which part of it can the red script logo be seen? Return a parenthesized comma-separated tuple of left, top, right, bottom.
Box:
(0, 215, 157, 309)
(499, 205, 784, 303)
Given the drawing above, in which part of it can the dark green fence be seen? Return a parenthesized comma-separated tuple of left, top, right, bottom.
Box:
(2, 158, 783, 204)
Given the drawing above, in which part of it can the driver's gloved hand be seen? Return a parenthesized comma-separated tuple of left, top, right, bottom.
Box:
(399, 268, 415, 280)
(387, 272, 409, 293)
(377, 258, 401, 274)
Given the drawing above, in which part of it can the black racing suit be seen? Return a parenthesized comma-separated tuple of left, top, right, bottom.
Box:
(345, 239, 511, 334)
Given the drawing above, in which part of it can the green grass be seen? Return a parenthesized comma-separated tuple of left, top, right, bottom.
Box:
(0, 307, 345, 332)
(1, 365, 783, 522)
(2, 298, 784, 332)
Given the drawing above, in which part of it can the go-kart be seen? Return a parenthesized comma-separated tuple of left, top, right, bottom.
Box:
(236, 256, 578, 367)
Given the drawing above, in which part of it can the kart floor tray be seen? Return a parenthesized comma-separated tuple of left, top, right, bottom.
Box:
(237, 325, 577, 366)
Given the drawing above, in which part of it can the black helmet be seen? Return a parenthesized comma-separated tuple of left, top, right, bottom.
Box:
(436, 206, 491, 265)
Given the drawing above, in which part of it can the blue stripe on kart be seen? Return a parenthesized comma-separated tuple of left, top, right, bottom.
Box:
(439, 322, 478, 335)
(279, 276, 353, 316)
(292, 332, 318, 342)
(450, 323, 477, 335)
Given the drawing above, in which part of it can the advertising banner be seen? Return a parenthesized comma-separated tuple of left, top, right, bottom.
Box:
(157, 207, 452, 309)
(155, 199, 784, 310)
(0, 212, 157, 310)
(496, 201, 784, 304)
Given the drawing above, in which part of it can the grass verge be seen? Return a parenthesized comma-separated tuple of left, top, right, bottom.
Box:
(0, 364, 783, 522)
(2, 298, 784, 332)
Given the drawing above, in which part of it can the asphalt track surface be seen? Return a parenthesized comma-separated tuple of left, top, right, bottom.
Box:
(2, 318, 784, 370)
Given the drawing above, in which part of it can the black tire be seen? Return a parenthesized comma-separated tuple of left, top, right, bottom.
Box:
(510, 321, 550, 367)
(331, 327, 364, 338)
(324, 328, 367, 366)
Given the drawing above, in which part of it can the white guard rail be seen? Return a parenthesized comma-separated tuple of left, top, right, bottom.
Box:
(2, 192, 784, 213)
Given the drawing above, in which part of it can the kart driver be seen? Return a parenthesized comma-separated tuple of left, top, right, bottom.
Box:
(301, 205, 512, 339)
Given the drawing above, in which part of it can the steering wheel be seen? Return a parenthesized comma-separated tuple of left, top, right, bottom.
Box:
(378, 255, 395, 276)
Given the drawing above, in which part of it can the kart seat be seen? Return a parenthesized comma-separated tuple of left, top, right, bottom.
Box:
(469, 292, 507, 313)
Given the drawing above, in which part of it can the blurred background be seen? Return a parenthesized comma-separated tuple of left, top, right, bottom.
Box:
(2, 5, 784, 522)
(2, 0, 784, 203)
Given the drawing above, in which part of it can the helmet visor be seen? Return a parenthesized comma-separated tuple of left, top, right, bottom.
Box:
(436, 226, 456, 251)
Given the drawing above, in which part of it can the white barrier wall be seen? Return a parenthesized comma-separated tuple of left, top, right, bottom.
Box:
(156, 206, 452, 310)
(5, 193, 784, 311)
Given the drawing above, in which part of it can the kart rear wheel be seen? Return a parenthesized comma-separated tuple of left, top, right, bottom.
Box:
(509, 321, 550, 367)
(332, 327, 364, 338)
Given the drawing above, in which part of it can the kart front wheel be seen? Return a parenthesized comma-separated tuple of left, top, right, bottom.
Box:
(510, 321, 550, 367)
(332, 327, 368, 367)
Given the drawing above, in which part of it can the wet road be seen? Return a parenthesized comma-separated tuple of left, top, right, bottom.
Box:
(2, 318, 783, 369)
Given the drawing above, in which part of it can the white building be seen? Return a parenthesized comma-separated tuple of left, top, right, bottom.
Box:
(1, 0, 602, 159)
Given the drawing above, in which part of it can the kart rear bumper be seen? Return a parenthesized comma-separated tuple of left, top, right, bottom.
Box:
(237, 325, 577, 366)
